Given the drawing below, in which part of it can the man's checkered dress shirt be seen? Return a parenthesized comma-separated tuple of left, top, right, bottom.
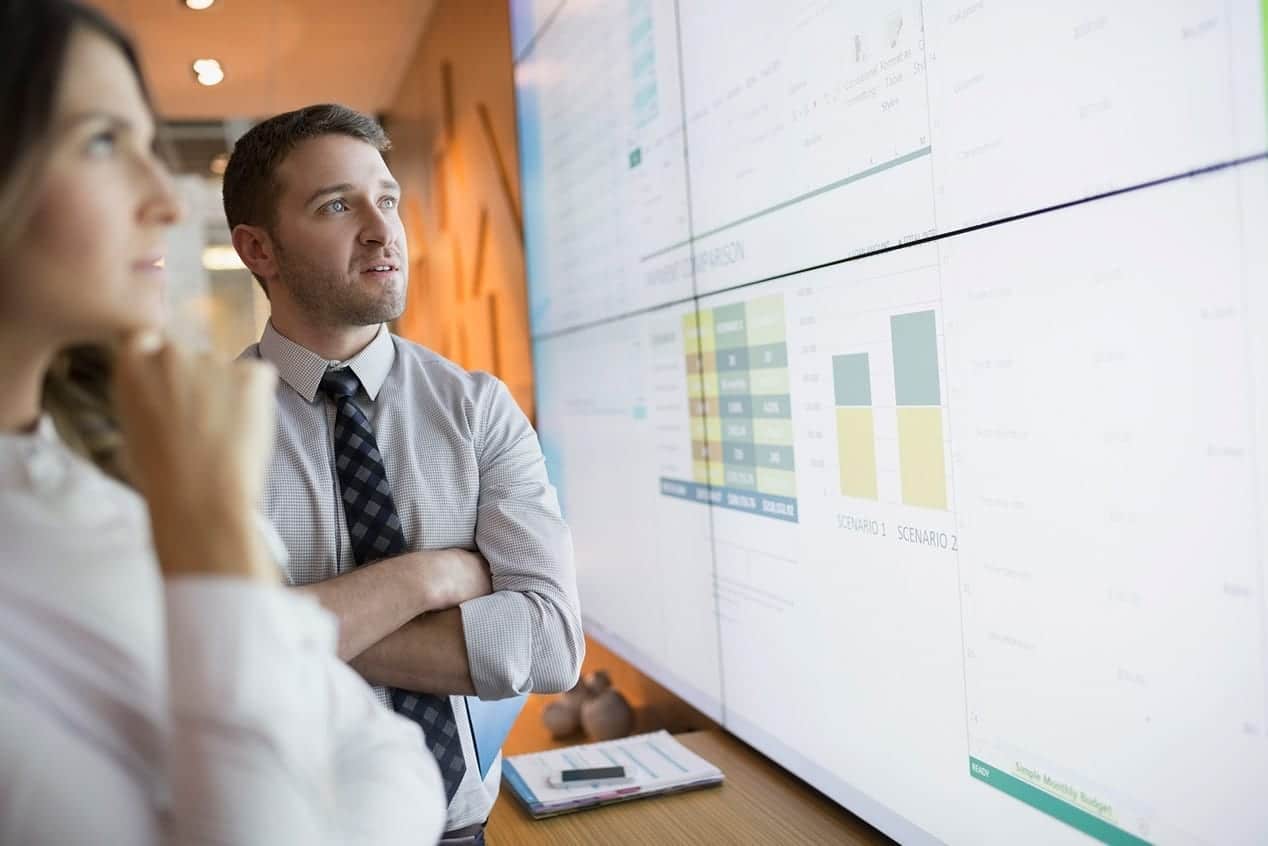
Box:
(244, 322, 583, 830)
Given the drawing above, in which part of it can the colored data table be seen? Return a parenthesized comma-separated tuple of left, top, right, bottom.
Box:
(662, 293, 800, 522)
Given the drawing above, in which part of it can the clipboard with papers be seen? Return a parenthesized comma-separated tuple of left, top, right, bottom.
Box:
(501, 730, 724, 818)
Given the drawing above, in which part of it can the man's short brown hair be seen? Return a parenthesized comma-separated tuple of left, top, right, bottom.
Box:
(222, 103, 390, 288)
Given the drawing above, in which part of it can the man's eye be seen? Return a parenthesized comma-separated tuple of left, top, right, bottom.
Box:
(380, 196, 399, 210)
(323, 199, 349, 214)
(86, 130, 118, 158)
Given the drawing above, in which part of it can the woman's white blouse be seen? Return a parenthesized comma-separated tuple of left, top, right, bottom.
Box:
(0, 418, 446, 844)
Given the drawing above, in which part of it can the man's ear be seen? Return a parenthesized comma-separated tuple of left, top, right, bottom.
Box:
(231, 224, 277, 283)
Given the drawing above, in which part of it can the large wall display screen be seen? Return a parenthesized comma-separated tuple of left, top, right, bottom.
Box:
(512, 2, 1268, 843)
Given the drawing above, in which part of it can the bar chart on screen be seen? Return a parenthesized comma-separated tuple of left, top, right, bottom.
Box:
(832, 308, 948, 510)
(787, 251, 956, 525)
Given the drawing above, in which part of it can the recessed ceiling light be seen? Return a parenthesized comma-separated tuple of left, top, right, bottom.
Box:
(192, 58, 224, 86)
(184, 0, 215, 9)
(209, 152, 230, 175)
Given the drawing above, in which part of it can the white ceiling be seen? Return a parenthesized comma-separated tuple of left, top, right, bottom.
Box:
(88, 0, 436, 119)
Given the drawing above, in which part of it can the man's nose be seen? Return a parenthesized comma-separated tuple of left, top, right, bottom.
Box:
(360, 206, 395, 247)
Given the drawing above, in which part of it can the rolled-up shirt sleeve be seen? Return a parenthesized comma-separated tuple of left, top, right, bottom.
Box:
(165, 578, 446, 844)
(459, 378, 584, 700)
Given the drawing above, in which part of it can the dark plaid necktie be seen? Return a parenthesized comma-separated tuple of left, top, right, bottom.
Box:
(320, 367, 468, 803)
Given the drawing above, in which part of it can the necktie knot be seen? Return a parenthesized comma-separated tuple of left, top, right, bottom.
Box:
(320, 368, 361, 401)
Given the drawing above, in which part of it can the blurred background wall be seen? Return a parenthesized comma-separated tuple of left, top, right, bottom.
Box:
(384, 0, 534, 415)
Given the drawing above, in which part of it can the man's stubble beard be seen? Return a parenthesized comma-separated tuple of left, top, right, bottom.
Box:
(273, 237, 407, 328)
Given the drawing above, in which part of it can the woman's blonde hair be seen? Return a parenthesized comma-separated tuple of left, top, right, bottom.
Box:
(43, 347, 129, 482)
(1, 1, 154, 483)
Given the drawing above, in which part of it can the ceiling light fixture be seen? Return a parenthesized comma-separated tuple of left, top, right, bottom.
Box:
(184, 0, 215, 9)
(192, 58, 224, 87)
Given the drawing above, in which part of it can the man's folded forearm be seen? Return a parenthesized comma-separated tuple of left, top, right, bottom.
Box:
(297, 547, 488, 662)
(460, 589, 585, 699)
(349, 607, 478, 695)
(295, 553, 432, 661)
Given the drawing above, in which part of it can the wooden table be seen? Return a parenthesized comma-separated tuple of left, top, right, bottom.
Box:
(486, 730, 895, 845)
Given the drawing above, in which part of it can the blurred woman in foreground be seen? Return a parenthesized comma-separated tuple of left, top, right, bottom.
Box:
(0, 1, 445, 841)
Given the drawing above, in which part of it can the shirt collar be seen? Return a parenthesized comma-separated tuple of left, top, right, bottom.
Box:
(258, 321, 396, 403)
(0, 414, 59, 454)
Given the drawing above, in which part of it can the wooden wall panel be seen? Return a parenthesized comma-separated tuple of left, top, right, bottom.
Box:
(385, 0, 534, 417)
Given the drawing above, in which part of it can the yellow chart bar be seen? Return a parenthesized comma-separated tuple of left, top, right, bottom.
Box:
(897, 407, 947, 510)
(835, 407, 878, 500)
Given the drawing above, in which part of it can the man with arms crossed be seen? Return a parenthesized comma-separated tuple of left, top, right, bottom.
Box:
(225, 104, 583, 843)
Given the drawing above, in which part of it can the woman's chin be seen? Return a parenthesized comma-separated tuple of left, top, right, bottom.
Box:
(121, 283, 167, 329)
(102, 303, 166, 341)
(125, 312, 166, 337)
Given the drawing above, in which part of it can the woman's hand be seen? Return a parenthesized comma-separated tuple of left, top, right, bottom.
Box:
(112, 330, 279, 582)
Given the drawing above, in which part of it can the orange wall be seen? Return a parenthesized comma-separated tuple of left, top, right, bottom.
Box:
(385, 0, 534, 417)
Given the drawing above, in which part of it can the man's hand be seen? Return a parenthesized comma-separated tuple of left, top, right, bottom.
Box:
(298, 547, 491, 661)
(418, 548, 492, 610)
